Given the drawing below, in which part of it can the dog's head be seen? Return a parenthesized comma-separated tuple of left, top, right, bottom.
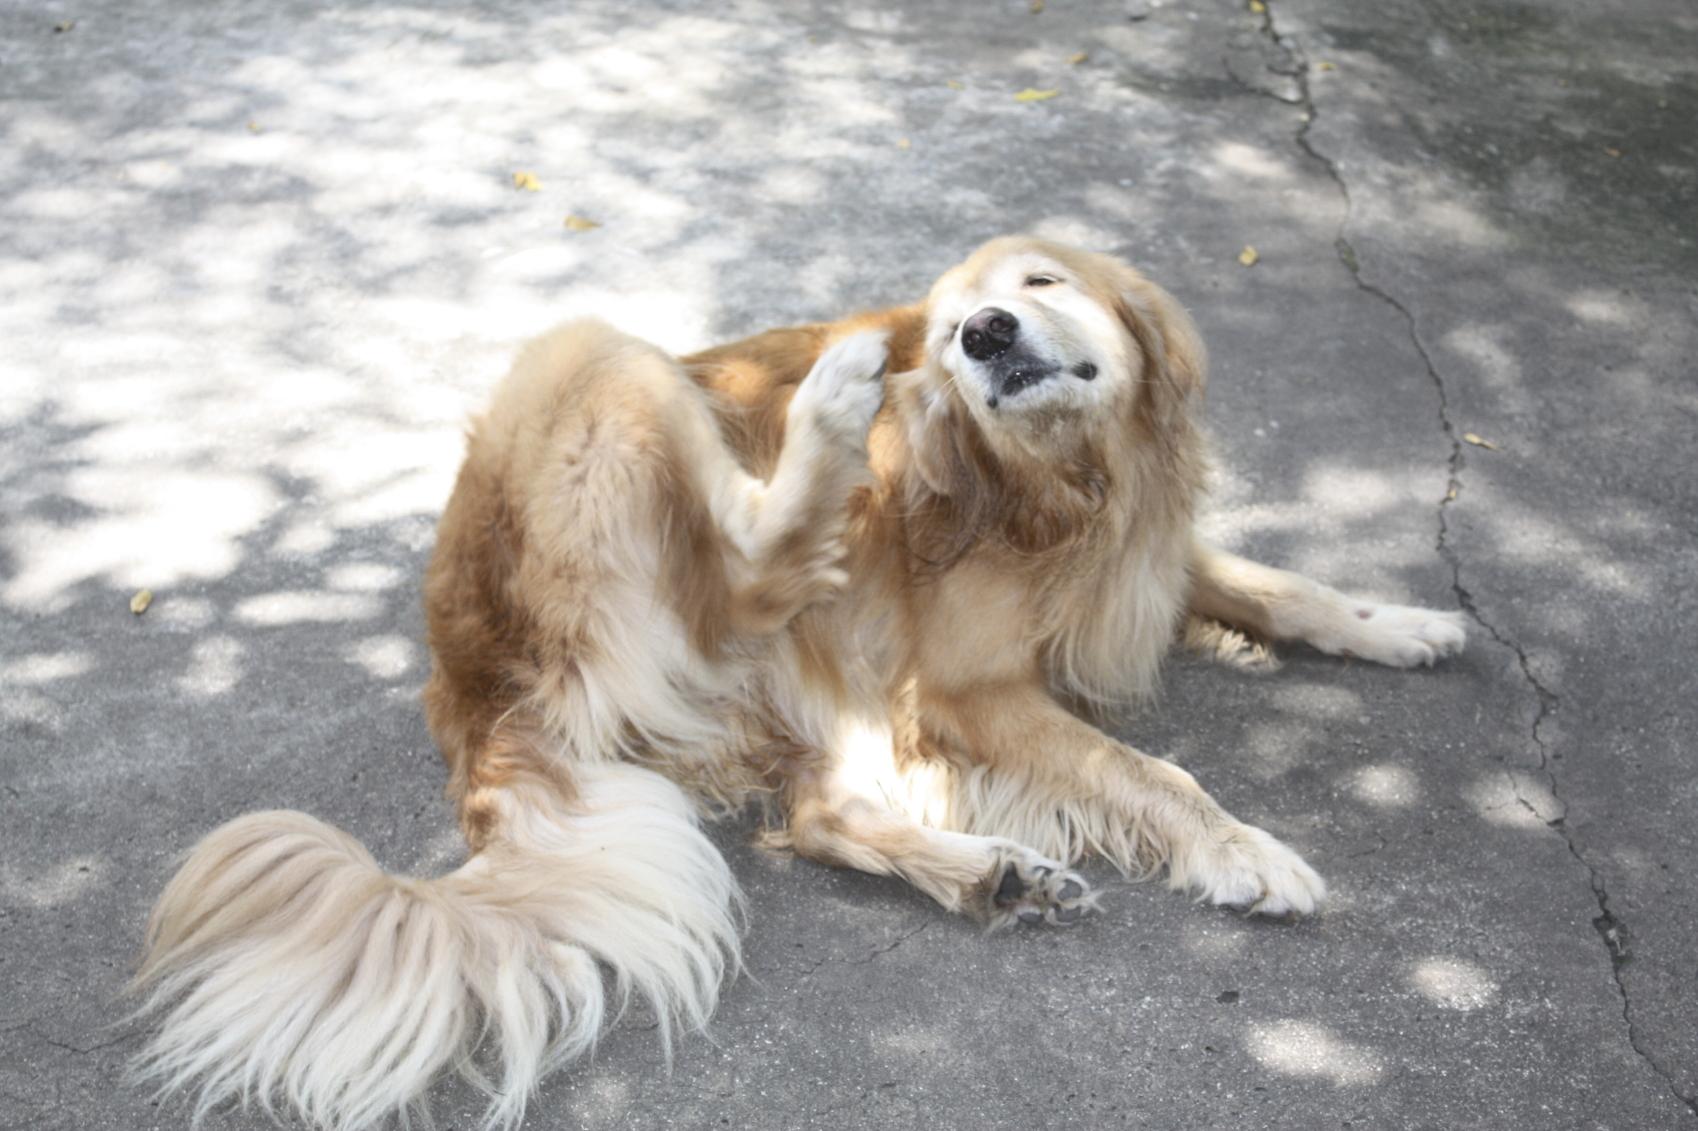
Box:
(926, 236, 1203, 423)
(899, 237, 1206, 509)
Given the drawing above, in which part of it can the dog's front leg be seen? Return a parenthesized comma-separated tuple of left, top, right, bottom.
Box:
(773, 718, 1098, 929)
(923, 682, 1327, 917)
(1188, 540, 1467, 668)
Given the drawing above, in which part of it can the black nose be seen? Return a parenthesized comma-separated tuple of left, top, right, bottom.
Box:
(960, 307, 1019, 360)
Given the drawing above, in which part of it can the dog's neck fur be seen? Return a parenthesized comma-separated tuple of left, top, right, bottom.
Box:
(878, 352, 1206, 709)
(886, 357, 1189, 566)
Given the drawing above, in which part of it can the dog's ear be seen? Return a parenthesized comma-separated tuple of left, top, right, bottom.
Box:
(897, 369, 960, 497)
(894, 367, 1006, 571)
(1114, 270, 1207, 427)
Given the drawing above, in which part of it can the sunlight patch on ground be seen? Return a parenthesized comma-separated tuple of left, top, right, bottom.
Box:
(234, 590, 383, 626)
(0, 689, 64, 733)
(1032, 215, 1126, 250)
(148, 595, 218, 631)
(1178, 918, 1252, 960)
(1268, 681, 1363, 720)
(1410, 957, 1498, 1011)
(1, 651, 94, 685)
(326, 562, 406, 593)
(1210, 141, 1293, 181)
(1566, 288, 1646, 326)
(0, 856, 104, 910)
(2, 470, 278, 612)
(1413, 199, 1509, 251)
(1246, 1019, 1385, 1085)
(1347, 763, 1421, 809)
(1239, 719, 1317, 779)
(1299, 466, 1418, 519)
(1441, 323, 1523, 395)
(176, 636, 247, 699)
(1462, 771, 1560, 828)
(347, 635, 418, 680)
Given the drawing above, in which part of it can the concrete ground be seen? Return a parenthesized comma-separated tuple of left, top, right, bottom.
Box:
(2, 0, 1695, 1127)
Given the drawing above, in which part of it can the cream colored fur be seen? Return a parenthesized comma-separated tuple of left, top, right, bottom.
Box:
(132, 763, 737, 1131)
(133, 238, 1465, 1130)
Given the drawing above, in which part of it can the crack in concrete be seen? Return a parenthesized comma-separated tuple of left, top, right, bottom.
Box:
(34, 1026, 143, 1056)
(1247, 2, 1697, 1117)
(1220, 52, 1301, 105)
(1342, 829, 1388, 860)
(798, 919, 929, 978)
(847, 920, 928, 965)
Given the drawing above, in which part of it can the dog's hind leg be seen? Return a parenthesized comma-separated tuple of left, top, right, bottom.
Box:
(1188, 540, 1467, 668)
(693, 331, 891, 634)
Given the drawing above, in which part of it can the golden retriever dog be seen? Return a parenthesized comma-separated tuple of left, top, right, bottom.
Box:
(133, 237, 1466, 1130)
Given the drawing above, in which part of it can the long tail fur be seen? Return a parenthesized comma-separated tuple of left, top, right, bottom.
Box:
(130, 762, 740, 1131)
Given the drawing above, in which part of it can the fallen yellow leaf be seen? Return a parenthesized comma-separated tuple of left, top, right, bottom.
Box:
(946, 79, 964, 90)
(1316, 61, 1336, 71)
(1249, 0, 1266, 12)
(1014, 88, 1060, 103)
(564, 214, 601, 231)
(1030, 0, 1045, 11)
(1444, 484, 1459, 502)
(1238, 245, 1259, 267)
(130, 589, 153, 615)
(512, 171, 541, 192)
(896, 137, 912, 150)
(1067, 51, 1089, 65)
(1604, 146, 1622, 158)
(246, 121, 260, 132)
(1462, 432, 1498, 450)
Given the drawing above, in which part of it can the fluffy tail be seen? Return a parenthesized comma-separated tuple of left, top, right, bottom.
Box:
(130, 762, 739, 1131)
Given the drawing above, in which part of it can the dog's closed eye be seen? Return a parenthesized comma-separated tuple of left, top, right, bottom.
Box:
(1025, 275, 1059, 287)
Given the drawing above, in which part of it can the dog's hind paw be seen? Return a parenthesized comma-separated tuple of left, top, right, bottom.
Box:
(791, 330, 889, 444)
(978, 846, 1098, 930)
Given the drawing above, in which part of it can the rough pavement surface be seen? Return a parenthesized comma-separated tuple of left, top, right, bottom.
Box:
(3, 1, 1695, 1128)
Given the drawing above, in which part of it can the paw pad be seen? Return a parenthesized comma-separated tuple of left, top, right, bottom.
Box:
(984, 848, 1098, 929)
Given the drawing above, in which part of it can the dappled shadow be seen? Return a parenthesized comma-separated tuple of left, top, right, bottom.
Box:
(2, 0, 1694, 1127)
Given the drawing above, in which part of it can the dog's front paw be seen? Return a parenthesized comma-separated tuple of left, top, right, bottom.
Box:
(791, 331, 888, 444)
(1330, 604, 1468, 668)
(1174, 823, 1326, 918)
(977, 845, 1099, 930)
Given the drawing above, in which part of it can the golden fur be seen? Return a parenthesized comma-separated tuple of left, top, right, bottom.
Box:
(133, 237, 1466, 1131)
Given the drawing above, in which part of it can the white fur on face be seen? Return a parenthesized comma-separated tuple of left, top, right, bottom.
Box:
(929, 254, 1135, 420)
